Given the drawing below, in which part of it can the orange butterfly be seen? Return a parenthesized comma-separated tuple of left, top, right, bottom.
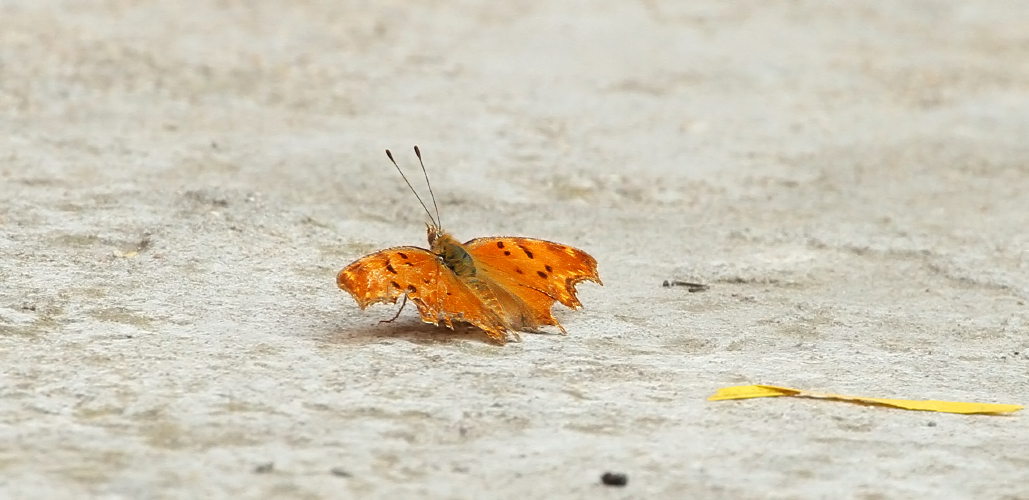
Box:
(337, 146, 601, 345)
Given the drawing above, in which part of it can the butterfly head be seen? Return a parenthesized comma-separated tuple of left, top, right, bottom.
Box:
(426, 223, 456, 252)
(426, 222, 440, 246)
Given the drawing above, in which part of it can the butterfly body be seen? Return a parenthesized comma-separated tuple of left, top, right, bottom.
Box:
(430, 227, 476, 278)
(338, 225, 601, 344)
(336, 147, 600, 345)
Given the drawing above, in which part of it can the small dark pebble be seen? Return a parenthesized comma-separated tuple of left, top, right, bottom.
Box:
(927, 421, 937, 427)
(330, 467, 352, 477)
(662, 280, 709, 292)
(253, 462, 274, 474)
(601, 472, 628, 487)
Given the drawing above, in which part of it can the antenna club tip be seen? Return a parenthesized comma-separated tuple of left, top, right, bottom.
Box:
(413, 145, 421, 157)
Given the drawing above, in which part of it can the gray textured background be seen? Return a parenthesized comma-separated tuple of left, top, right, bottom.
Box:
(2, 1, 1028, 498)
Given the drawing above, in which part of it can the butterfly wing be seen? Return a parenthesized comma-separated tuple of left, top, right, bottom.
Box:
(336, 246, 510, 343)
(463, 237, 601, 332)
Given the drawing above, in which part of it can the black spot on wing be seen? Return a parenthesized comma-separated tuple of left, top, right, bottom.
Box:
(515, 267, 524, 274)
(537, 271, 548, 278)
(390, 281, 401, 289)
(496, 241, 505, 249)
(385, 262, 397, 274)
(407, 285, 418, 293)
(545, 265, 553, 273)
(503, 250, 511, 256)
(518, 245, 534, 259)
(398, 252, 408, 259)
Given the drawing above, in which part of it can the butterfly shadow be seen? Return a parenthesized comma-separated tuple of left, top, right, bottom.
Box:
(325, 318, 500, 346)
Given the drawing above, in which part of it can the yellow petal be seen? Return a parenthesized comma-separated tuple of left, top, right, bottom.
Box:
(708, 385, 1023, 415)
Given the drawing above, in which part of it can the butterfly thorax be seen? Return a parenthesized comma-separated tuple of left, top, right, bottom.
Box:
(427, 225, 476, 278)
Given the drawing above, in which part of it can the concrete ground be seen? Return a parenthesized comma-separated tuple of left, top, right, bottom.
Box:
(2, 1, 1028, 498)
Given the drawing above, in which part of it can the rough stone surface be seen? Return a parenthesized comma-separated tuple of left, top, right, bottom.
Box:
(2, 1, 1028, 498)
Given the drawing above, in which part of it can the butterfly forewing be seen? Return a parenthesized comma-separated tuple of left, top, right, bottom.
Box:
(337, 246, 510, 343)
(463, 237, 601, 309)
(337, 246, 434, 308)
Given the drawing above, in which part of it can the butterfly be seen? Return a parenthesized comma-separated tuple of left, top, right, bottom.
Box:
(336, 146, 601, 345)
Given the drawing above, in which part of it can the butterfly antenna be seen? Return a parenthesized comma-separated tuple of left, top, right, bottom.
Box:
(385, 149, 437, 227)
(413, 145, 442, 230)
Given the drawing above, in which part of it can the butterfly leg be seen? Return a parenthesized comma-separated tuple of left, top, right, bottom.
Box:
(379, 294, 409, 324)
